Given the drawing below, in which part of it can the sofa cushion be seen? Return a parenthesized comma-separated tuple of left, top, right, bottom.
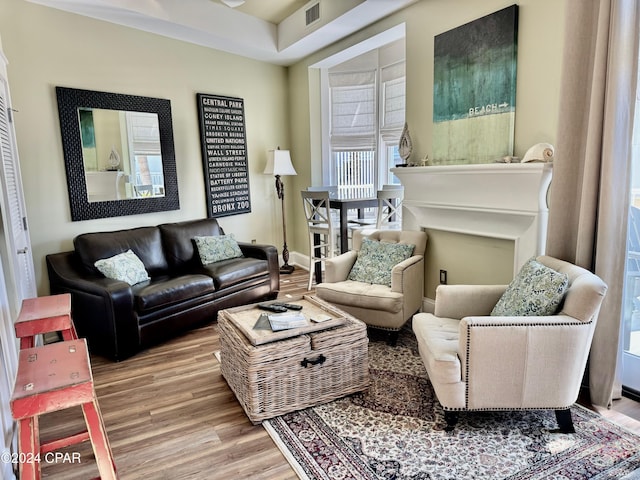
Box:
(491, 257, 569, 317)
(202, 257, 269, 289)
(412, 313, 462, 385)
(194, 234, 243, 265)
(159, 218, 223, 271)
(315, 280, 404, 313)
(75, 226, 168, 276)
(133, 274, 215, 312)
(348, 238, 414, 287)
(94, 249, 150, 286)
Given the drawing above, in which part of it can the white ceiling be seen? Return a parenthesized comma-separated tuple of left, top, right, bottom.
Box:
(25, 0, 417, 66)
(228, 0, 309, 24)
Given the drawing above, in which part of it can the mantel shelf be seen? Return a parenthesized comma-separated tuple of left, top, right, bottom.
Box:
(392, 162, 553, 275)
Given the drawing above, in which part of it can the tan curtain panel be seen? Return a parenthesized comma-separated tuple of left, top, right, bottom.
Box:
(546, 0, 639, 407)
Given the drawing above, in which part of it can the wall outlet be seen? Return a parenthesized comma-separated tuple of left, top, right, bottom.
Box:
(251, 239, 257, 244)
(439, 269, 447, 285)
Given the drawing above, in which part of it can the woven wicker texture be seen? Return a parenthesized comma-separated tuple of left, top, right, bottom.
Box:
(219, 297, 369, 424)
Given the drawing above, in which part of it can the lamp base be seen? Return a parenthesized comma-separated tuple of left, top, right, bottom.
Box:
(280, 264, 295, 275)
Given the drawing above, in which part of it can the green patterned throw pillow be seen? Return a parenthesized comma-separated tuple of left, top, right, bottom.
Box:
(491, 257, 569, 316)
(194, 234, 244, 265)
(348, 238, 415, 287)
(94, 249, 150, 285)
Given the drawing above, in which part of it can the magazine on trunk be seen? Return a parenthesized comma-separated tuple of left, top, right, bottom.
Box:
(267, 312, 308, 331)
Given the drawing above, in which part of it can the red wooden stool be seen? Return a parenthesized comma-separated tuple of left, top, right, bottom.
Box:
(15, 293, 77, 349)
(10, 339, 118, 480)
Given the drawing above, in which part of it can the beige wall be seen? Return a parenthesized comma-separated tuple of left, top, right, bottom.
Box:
(0, 0, 567, 298)
(0, 0, 290, 294)
(287, 0, 566, 294)
(424, 230, 514, 299)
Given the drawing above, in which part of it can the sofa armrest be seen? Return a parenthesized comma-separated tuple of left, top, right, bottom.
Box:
(458, 314, 595, 409)
(238, 242, 280, 295)
(434, 284, 507, 319)
(238, 242, 276, 261)
(46, 251, 138, 360)
(325, 251, 358, 283)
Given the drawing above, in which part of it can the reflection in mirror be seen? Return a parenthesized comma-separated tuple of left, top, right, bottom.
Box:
(56, 86, 179, 221)
(79, 108, 165, 202)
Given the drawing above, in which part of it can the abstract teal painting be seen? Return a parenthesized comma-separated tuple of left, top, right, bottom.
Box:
(433, 5, 518, 164)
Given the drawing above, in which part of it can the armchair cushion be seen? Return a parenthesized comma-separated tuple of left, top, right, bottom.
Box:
(491, 257, 569, 317)
(314, 280, 404, 313)
(413, 314, 461, 386)
(347, 238, 414, 286)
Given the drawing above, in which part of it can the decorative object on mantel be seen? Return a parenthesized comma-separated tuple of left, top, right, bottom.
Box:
(522, 142, 555, 163)
(107, 145, 120, 171)
(398, 122, 413, 165)
(264, 147, 297, 274)
(498, 155, 520, 163)
(421, 154, 432, 166)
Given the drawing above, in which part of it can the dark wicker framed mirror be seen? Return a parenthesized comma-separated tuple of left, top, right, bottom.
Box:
(56, 86, 180, 221)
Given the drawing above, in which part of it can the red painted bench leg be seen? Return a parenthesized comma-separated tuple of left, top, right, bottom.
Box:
(18, 417, 40, 480)
(82, 400, 118, 480)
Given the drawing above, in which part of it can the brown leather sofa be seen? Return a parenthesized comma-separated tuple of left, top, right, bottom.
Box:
(46, 218, 279, 361)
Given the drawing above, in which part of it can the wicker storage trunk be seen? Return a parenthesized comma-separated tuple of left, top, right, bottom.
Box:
(218, 297, 369, 424)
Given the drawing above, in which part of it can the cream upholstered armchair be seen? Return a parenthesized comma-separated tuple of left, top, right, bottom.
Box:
(412, 255, 607, 432)
(315, 229, 427, 344)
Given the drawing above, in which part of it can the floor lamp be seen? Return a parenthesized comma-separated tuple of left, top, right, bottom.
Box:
(264, 148, 297, 274)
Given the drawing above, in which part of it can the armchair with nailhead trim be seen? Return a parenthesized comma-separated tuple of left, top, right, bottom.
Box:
(412, 255, 607, 432)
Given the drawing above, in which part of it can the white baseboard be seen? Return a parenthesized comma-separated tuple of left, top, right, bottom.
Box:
(288, 251, 309, 271)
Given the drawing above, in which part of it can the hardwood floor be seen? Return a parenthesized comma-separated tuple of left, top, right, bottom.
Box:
(36, 268, 640, 479)
(38, 272, 312, 480)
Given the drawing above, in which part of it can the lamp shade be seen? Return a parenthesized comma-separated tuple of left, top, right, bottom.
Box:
(264, 149, 297, 176)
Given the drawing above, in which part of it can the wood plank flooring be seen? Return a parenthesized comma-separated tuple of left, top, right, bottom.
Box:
(36, 268, 640, 479)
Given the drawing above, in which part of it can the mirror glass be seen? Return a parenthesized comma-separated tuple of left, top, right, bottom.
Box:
(56, 87, 180, 221)
(79, 108, 165, 202)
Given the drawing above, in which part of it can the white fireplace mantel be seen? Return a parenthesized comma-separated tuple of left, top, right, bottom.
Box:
(391, 163, 553, 275)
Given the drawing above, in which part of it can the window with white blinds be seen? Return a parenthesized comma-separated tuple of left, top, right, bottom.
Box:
(380, 61, 406, 143)
(326, 60, 405, 195)
(329, 70, 377, 151)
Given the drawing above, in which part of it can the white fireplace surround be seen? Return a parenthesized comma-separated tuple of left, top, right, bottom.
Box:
(391, 163, 553, 276)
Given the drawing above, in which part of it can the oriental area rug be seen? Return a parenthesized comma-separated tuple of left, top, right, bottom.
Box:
(262, 329, 640, 480)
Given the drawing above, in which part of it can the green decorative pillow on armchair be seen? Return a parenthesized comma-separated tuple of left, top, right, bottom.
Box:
(348, 238, 415, 287)
(491, 257, 569, 316)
